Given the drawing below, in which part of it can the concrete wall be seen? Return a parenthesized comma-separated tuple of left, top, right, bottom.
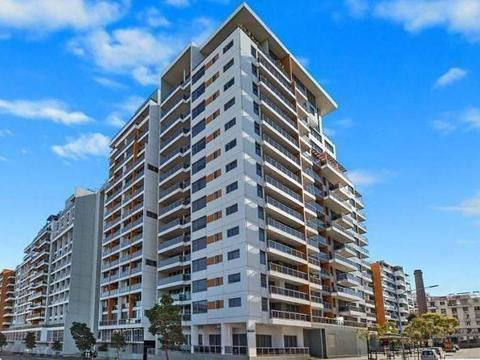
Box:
(304, 326, 367, 358)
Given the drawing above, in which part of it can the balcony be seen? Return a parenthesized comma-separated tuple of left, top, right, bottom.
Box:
(158, 254, 191, 270)
(158, 163, 189, 185)
(171, 292, 191, 302)
(265, 175, 302, 203)
(314, 152, 351, 186)
(270, 309, 310, 323)
(268, 262, 308, 284)
(331, 286, 363, 302)
(260, 94, 297, 132)
(157, 273, 191, 289)
(264, 155, 301, 186)
(266, 196, 303, 225)
(159, 180, 190, 202)
(158, 217, 190, 236)
(160, 127, 189, 151)
(258, 53, 293, 93)
(325, 222, 355, 244)
(337, 273, 361, 287)
(329, 254, 357, 272)
(267, 240, 307, 263)
(158, 198, 190, 219)
(270, 285, 309, 305)
(263, 133, 300, 167)
(307, 234, 329, 248)
(259, 75, 296, 114)
(323, 191, 351, 214)
(266, 217, 305, 244)
(261, 113, 298, 150)
(158, 235, 190, 254)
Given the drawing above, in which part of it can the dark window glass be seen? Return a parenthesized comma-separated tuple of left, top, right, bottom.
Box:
(226, 160, 237, 172)
(192, 279, 207, 292)
(228, 297, 241, 308)
(224, 97, 235, 111)
(193, 300, 208, 313)
(257, 184, 263, 198)
(192, 83, 205, 102)
(261, 297, 268, 311)
(192, 157, 206, 175)
(228, 273, 241, 283)
(192, 66, 205, 84)
(251, 63, 258, 76)
(225, 139, 237, 152)
(227, 249, 240, 260)
(226, 203, 238, 215)
(256, 163, 262, 177)
(192, 119, 206, 137)
(251, 46, 257, 58)
(192, 138, 206, 156)
(192, 196, 207, 212)
(259, 228, 265, 242)
(255, 142, 262, 156)
(192, 236, 207, 252)
(261, 273, 267, 288)
(192, 257, 207, 272)
(253, 102, 259, 115)
(224, 117, 236, 131)
(192, 101, 206, 119)
(226, 181, 238, 193)
(252, 82, 258, 96)
(260, 250, 266, 265)
(224, 78, 235, 91)
(192, 177, 206, 193)
(254, 122, 260, 135)
(227, 226, 239, 237)
(223, 58, 234, 72)
(192, 216, 207, 232)
(258, 206, 265, 220)
(223, 40, 233, 53)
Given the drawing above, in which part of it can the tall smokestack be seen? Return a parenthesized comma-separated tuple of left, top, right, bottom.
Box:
(414, 269, 428, 315)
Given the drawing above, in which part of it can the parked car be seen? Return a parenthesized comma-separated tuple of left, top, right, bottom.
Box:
(430, 347, 446, 359)
(421, 349, 440, 360)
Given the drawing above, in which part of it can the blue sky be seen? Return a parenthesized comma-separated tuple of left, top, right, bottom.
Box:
(0, 0, 479, 296)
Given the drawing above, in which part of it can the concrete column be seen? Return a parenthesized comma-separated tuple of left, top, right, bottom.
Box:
(191, 325, 198, 353)
(414, 270, 428, 315)
(221, 323, 232, 354)
(247, 320, 257, 358)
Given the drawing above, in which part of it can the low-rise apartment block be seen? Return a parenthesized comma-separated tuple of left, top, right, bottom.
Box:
(371, 261, 414, 330)
(3, 188, 103, 355)
(428, 292, 480, 348)
(0, 269, 15, 330)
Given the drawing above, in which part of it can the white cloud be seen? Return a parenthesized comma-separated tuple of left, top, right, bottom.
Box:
(141, 8, 170, 28)
(0, 129, 13, 137)
(69, 18, 216, 85)
(297, 56, 310, 68)
(164, 0, 190, 7)
(462, 107, 480, 129)
(0, 98, 92, 125)
(0, 155, 8, 162)
(374, 0, 480, 41)
(52, 133, 110, 159)
(345, 0, 369, 18)
(431, 119, 456, 134)
(106, 95, 144, 128)
(434, 67, 467, 88)
(323, 117, 354, 137)
(439, 192, 480, 217)
(348, 169, 394, 187)
(0, 0, 126, 33)
(94, 76, 126, 90)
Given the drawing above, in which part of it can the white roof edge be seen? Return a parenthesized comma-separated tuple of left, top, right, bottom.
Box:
(159, 44, 194, 80)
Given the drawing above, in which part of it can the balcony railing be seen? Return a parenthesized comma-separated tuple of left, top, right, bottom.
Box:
(265, 175, 301, 201)
(337, 273, 360, 284)
(257, 347, 309, 356)
(269, 263, 307, 280)
(268, 240, 306, 260)
(261, 114, 297, 146)
(158, 217, 190, 233)
(159, 163, 189, 183)
(260, 75, 295, 110)
(158, 254, 191, 268)
(331, 254, 357, 268)
(266, 196, 303, 221)
(158, 273, 191, 286)
(264, 155, 300, 183)
(260, 94, 296, 129)
(158, 235, 190, 251)
(258, 53, 293, 90)
(160, 127, 189, 150)
(263, 134, 299, 164)
(270, 286, 309, 300)
(270, 309, 309, 322)
(266, 217, 304, 241)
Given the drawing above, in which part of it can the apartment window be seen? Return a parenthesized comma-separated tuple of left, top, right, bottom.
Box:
(252, 82, 258, 96)
(227, 249, 240, 260)
(229, 297, 242, 308)
(192, 66, 205, 84)
(228, 273, 241, 283)
(192, 119, 206, 137)
(192, 216, 207, 232)
(209, 254, 223, 265)
(192, 236, 207, 252)
(223, 58, 234, 72)
(210, 277, 223, 287)
(192, 101, 206, 119)
(226, 203, 238, 215)
(192, 279, 207, 293)
(225, 139, 237, 152)
(261, 297, 268, 312)
(226, 160, 237, 172)
(260, 250, 266, 265)
(258, 206, 265, 220)
(223, 40, 233, 53)
(192, 177, 206, 193)
(224, 97, 235, 111)
(226, 181, 238, 193)
(227, 226, 239, 237)
(251, 63, 258, 77)
(261, 273, 267, 288)
(192, 257, 207, 272)
(192, 138, 206, 155)
(256, 163, 262, 177)
(224, 117, 236, 131)
(193, 300, 208, 313)
(192, 196, 207, 212)
(257, 184, 263, 198)
(251, 46, 257, 58)
(224, 78, 235, 91)
(284, 336, 298, 348)
(192, 83, 205, 102)
(259, 228, 265, 242)
(253, 101, 259, 115)
(192, 157, 206, 175)
(255, 142, 262, 156)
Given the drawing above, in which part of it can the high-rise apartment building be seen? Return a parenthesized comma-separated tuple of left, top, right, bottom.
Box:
(371, 261, 414, 330)
(154, 4, 372, 358)
(3, 188, 103, 355)
(98, 92, 160, 355)
(428, 292, 480, 348)
(0, 269, 15, 330)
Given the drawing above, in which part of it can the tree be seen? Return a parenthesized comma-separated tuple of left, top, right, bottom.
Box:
(111, 331, 126, 360)
(70, 322, 96, 357)
(404, 313, 459, 344)
(52, 340, 63, 355)
(146, 294, 185, 360)
(0, 332, 6, 351)
(25, 332, 36, 352)
(407, 313, 417, 322)
(376, 321, 399, 337)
